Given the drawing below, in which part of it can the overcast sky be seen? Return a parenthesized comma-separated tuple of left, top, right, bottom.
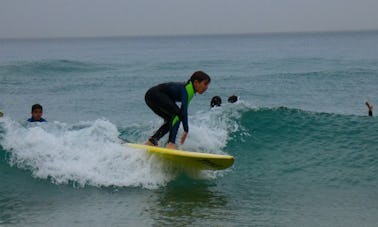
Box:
(1, 0, 378, 38)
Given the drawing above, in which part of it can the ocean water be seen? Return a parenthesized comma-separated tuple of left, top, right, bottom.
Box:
(1, 31, 378, 226)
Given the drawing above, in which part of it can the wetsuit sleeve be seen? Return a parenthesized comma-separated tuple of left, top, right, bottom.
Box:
(169, 122, 180, 143)
(168, 86, 188, 144)
(180, 86, 189, 132)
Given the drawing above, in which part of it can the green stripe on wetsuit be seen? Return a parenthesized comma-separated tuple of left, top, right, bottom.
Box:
(171, 81, 194, 127)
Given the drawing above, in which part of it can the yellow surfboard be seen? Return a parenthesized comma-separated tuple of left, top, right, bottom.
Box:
(127, 143, 234, 170)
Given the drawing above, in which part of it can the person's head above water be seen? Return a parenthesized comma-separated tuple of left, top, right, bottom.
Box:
(228, 95, 238, 103)
(187, 71, 211, 94)
(30, 104, 44, 121)
(210, 96, 222, 108)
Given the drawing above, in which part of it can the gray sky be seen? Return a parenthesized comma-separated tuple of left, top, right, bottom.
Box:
(1, 0, 378, 38)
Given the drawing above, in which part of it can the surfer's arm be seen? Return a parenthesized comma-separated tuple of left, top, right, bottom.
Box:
(365, 102, 373, 110)
(180, 131, 187, 144)
(179, 87, 189, 145)
(180, 87, 189, 133)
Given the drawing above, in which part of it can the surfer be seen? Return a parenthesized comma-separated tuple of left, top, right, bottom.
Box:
(144, 71, 211, 149)
(27, 104, 47, 122)
(365, 101, 373, 116)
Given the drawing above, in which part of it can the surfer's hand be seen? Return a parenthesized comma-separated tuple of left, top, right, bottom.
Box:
(180, 131, 187, 144)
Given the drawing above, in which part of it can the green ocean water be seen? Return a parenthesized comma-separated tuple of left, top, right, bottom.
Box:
(1, 31, 378, 226)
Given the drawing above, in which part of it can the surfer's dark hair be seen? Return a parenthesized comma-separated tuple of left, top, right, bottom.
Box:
(31, 104, 43, 113)
(187, 71, 211, 84)
(228, 95, 238, 103)
(210, 96, 222, 108)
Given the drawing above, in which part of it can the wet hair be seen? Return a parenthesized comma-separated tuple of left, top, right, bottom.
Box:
(210, 96, 222, 108)
(187, 71, 211, 84)
(31, 104, 43, 113)
(228, 95, 238, 103)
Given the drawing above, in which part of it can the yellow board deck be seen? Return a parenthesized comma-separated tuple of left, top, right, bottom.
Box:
(127, 143, 234, 170)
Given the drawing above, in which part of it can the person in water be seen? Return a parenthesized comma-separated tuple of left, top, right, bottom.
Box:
(210, 96, 222, 108)
(228, 95, 238, 103)
(145, 71, 211, 150)
(27, 104, 47, 122)
(365, 101, 373, 116)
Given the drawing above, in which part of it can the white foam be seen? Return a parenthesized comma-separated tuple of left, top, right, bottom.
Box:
(175, 103, 245, 178)
(0, 118, 175, 189)
(0, 105, 243, 188)
(182, 101, 248, 152)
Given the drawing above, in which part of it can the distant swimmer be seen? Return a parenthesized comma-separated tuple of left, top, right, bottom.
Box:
(27, 104, 47, 122)
(365, 101, 373, 116)
(228, 95, 238, 103)
(0, 111, 3, 117)
(210, 96, 222, 108)
(144, 71, 211, 150)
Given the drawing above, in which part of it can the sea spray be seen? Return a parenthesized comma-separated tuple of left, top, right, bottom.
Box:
(0, 118, 176, 189)
(0, 106, 240, 188)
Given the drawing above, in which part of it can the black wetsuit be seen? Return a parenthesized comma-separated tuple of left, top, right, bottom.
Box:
(145, 82, 194, 145)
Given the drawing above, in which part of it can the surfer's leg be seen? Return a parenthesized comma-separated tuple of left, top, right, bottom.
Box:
(147, 121, 167, 144)
(165, 122, 180, 149)
(145, 90, 180, 145)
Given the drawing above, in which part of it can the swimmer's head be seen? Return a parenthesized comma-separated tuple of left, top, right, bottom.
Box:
(228, 95, 238, 103)
(31, 104, 43, 121)
(210, 96, 222, 108)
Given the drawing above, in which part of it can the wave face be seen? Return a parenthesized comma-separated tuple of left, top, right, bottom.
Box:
(230, 106, 378, 188)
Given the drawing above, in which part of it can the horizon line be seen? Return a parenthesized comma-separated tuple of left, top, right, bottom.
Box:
(1, 28, 378, 41)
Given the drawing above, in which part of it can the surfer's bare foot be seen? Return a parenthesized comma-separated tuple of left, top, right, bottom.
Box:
(166, 142, 177, 150)
(144, 140, 155, 146)
(145, 137, 158, 146)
